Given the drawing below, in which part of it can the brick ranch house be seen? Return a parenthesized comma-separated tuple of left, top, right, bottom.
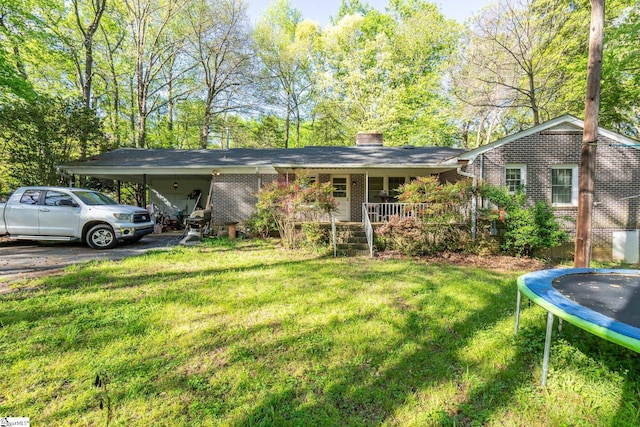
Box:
(62, 115, 640, 261)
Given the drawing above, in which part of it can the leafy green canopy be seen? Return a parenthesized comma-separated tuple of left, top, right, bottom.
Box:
(316, 0, 461, 146)
(0, 96, 105, 191)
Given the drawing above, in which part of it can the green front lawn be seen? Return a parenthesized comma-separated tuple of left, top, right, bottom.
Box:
(1, 240, 639, 426)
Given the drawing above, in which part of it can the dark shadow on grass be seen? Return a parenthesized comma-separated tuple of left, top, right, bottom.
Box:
(231, 268, 540, 426)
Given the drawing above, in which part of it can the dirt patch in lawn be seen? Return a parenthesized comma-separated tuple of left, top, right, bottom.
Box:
(377, 250, 554, 273)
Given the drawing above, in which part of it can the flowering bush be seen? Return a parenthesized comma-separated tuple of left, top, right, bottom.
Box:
(397, 176, 473, 222)
(254, 179, 337, 249)
(375, 176, 473, 254)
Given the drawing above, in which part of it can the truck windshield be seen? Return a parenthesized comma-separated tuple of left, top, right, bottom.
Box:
(72, 190, 119, 206)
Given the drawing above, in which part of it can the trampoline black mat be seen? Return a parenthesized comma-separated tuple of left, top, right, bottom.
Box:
(553, 273, 640, 329)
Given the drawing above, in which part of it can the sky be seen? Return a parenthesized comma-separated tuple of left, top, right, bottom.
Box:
(246, 0, 493, 26)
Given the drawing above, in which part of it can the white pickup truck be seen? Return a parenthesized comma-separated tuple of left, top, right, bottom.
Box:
(0, 186, 154, 249)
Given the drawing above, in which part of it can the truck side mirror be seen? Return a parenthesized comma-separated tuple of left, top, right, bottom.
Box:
(58, 199, 78, 207)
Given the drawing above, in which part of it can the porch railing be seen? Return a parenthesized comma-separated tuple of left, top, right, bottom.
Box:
(331, 212, 337, 257)
(362, 204, 374, 258)
(363, 203, 430, 223)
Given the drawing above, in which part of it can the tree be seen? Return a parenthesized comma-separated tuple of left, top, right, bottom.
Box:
(124, 0, 189, 148)
(318, 0, 459, 146)
(72, 0, 107, 111)
(185, 0, 254, 148)
(96, 1, 130, 147)
(600, 3, 640, 136)
(254, 0, 319, 148)
(452, 0, 590, 138)
(0, 96, 104, 189)
(70, 0, 107, 164)
(0, 0, 39, 102)
(0, 48, 34, 102)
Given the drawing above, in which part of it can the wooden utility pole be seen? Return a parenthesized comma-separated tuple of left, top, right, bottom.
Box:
(575, 0, 605, 268)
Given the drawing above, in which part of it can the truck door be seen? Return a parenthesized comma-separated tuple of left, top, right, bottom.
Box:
(4, 189, 41, 235)
(38, 190, 81, 236)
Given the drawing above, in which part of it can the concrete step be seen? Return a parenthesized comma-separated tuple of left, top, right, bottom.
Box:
(336, 249, 372, 257)
(337, 243, 370, 251)
(344, 237, 368, 244)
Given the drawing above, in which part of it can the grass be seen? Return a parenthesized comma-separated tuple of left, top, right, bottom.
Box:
(1, 238, 639, 426)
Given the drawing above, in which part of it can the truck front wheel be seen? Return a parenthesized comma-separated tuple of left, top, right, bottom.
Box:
(86, 224, 118, 249)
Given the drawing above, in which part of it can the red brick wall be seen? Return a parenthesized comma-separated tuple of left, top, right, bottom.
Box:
(467, 124, 640, 256)
(210, 173, 279, 225)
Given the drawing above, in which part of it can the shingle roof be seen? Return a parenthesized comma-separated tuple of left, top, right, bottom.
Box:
(64, 145, 467, 168)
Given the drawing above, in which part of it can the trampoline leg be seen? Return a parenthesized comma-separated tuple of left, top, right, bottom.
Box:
(541, 311, 554, 387)
(515, 289, 522, 334)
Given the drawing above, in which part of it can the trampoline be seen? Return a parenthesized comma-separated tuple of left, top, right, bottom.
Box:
(515, 268, 640, 385)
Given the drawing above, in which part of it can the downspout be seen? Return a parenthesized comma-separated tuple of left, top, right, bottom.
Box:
(457, 166, 477, 241)
(365, 170, 369, 203)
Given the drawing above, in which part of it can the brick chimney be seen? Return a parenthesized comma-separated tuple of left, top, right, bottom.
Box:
(355, 131, 383, 147)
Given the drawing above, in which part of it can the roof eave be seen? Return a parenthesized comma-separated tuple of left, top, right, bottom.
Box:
(459, 114, 640, 163)
(272, 162, 463, 169)
(60, 165, 278, 175)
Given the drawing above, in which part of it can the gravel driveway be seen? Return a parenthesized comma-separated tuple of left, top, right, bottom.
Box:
(0, 232, 183, 289)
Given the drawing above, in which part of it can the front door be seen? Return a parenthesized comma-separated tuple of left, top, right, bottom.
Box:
(332, 176, 350, 221)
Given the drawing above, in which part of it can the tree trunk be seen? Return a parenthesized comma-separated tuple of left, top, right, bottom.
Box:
(284, 101, 291, 149)
(574, 0, 604, 268)
(528, 68, 540, 125)
(137, 112, 147, 149)
(136, 53, 146, 148)
(295, 107, 301, 148)
(167, 56, 175, 133)
(200, 108, 211, 149)
(73, 0, 106, 160)
(129, 75, 136, 147)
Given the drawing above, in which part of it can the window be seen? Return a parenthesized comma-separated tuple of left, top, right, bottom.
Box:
(332, 177, 347, 198)
(505, 164, 526, 193)
(20, 189, 40, 205)
(299, 176, 317, 186)
(72, 190, 118, 205)
(44, 190, 74, 206)
(368, 177, 384, 202)
(551, 166, 578, 205)
(388, 177, 406, 201)
(367, 176, 410, 202)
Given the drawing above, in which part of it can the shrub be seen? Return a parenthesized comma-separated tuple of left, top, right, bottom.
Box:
(245, 208, 278, 238)
(300, 222, 329, 249)
(255, 179, 336, 249)
(377, 216, 428, 256)
(375, 176, 473, 255)
(397, 176, 473, 222)
(478, 184, 567, 257)
(376, 216, 469, 256)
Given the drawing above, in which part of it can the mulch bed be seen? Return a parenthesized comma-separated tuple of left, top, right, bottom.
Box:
(377, 250, 552, 272)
